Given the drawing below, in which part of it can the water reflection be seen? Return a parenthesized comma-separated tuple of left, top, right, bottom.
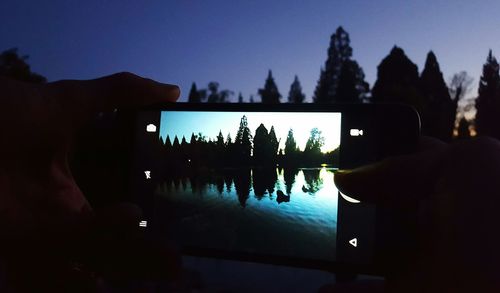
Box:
(155, 167, 338, 260)
(157, 167, 335, 208)
(233, 168, 251, 207)
(253, 168, 278, 200)
(283, 168, 300, 195)
(302, 169, 323, 195)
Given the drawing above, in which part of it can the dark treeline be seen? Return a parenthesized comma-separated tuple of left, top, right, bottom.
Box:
(8, 25, 500, 141)
(185, 26, 500, 142)
(156, 115, 339, 169)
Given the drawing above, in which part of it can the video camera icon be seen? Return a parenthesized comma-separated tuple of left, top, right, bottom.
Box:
(349, 129, 364, 136)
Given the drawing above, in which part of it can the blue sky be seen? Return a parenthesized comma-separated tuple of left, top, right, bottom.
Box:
(159, 111, 342, 152)
(2, 0, 499, 102)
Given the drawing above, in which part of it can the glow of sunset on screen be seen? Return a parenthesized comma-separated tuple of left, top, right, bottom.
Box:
(159, 111, 341, 153)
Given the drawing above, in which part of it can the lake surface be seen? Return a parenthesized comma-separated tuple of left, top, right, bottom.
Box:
(155, 167, 338, 261)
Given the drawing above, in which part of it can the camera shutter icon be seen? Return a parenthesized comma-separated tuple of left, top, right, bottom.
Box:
(146, 124, 157, 133)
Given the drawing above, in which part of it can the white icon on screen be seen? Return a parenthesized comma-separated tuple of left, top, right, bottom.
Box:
(144, 171, 151, 179)
(350, 129, 363, 136)
(349, 238, 358, 247)
(146, 124, 157, 133)
(139, 220, 147, 228)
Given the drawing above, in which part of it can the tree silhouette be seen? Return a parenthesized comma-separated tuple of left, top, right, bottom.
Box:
(188, 82, 202, 103)
(173, 136, 180, 148)
(189, 133, 197, 144)
(0, 48, 46, 83)
(165, 136, 172, 148)
(419, 51, 456, 142)
(456, 117, 471, 139)
(259, 70, 281, 103)
(207, 82, 221, 103)
(372, 46, 423, 112)
(449, 71, 474, 102)
(336, 60, 369, 103)
(253, 124, 269, 163)
(268, 126, 279, 161)
(235, 115, 253, 162)
(284, 129, 297, 155)
(449, 71, 474, 133)
(288, 75, 306, 103)
(475, 50, 500, 139)
(304, 128, 324, 154)
(313, 27, 368, 103)
(216, 130, 225, 148)
(238, 92, 244, 103)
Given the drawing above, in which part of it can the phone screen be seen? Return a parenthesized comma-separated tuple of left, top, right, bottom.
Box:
(157, 110, 341, 261)
(129, 104, 413, 271)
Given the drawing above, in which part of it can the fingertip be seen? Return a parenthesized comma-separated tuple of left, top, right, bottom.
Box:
(164, 83, 180, 102)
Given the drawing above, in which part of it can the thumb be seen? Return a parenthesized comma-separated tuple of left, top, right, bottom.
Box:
(334, 149, 444, 205)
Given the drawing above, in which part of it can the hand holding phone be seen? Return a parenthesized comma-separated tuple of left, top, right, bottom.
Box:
(335, 136, 500, 292)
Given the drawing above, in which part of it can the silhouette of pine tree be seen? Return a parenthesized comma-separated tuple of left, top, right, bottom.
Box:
(253, 124, 269, 163)
(173, 136, 180, 148)
(288, 75, 306, 103)
(216, 130, 225, 147)
(475, 50, 500, 139)
(235, 115, 253, 162)
(238, 92, 244, 103)
(419, 51, 456, 142)
(313, 27, 368, 103)
(189, 133, 197, 144)
(165, 136, 172, 148)
(372, 46, 423, 112)
(284, 129, 297, 155)
(259, 70, 281, 103)
(268, 126, 279, 161)
(336, 60, 369, 103)
(188, 82, 202, 103)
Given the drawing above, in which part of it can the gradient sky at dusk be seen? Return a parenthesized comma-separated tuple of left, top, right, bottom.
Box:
(2, 0, 500, 102)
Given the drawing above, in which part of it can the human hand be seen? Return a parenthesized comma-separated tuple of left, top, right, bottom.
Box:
(0, 73, 180, 291)
(334, 136, 500, 292)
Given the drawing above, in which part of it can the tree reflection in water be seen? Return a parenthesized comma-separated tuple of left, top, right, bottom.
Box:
(158, 167, 327, 208)
(283, 168, 300, 195)
(301, 169, 323, 195)
(252, 168, 277, 200)
(233, 168, 251, 207)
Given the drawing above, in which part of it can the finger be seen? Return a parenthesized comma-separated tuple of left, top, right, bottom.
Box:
(43, 72, 180, 120)
(334, 147, 445, 205)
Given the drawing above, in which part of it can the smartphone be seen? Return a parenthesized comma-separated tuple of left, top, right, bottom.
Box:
(129, 103, 420, 275)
